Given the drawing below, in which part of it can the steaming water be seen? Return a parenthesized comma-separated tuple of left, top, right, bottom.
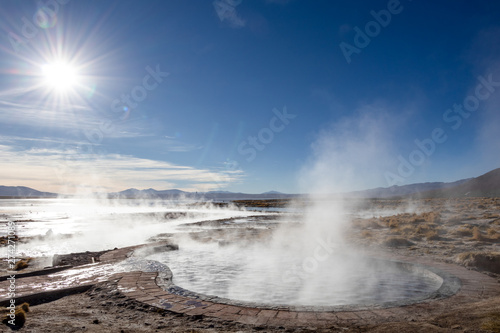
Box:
(1, 198, 442, 306)
(147, 242, 442, 306)
(0, 198, 267, 257)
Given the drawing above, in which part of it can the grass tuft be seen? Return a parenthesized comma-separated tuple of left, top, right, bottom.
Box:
(360, 230, 373, 239)
(2, 303, 29, 329)
(471, 226, 484, 241)
(456, 252, 500, 274)
(14, 258, 32, 271)
(481, 313, 500, 333)
(425, 230, 441, 241)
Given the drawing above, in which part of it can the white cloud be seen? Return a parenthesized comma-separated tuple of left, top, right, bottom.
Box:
(0, 142, 244, 194)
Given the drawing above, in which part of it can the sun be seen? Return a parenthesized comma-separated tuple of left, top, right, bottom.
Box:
(41, 61, 79, 93)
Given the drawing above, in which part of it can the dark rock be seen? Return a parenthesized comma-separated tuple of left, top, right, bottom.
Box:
(383, 237, 415, 248)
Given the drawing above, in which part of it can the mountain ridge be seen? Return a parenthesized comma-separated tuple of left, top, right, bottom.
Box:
(414, 168, 500, 198)
(1, 167, 499, 199)
(0, 186, 57, 198)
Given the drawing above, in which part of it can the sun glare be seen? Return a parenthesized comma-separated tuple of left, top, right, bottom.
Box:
(42, 61, 79, 92)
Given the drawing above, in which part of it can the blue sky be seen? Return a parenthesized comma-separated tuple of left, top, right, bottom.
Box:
(0, 0, 499, 194)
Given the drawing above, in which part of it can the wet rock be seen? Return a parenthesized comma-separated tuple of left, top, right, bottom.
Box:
(164, 211, 188, 219)
(218, 240, 231, 247)
(165, 243, 179, 251)
(52, 250, 107, 267)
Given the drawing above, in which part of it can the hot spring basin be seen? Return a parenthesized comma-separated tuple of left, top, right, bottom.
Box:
(146, 244, 460, 310)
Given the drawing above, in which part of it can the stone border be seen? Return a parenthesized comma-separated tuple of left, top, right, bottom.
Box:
(153, 258, 462, 312)
(0, 243, 156, 307)
(114, 245, 500, 327)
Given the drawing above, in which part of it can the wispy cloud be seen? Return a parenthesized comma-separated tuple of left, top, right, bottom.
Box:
(0, 95, 155, 141)
(0, 93, 97, 131)
(0, 86, 41, 98)
(163, 140, 203, 152)
(0, 135, 73, 145)
(0, 142, 244, 193)
(126, 136, 203, 153)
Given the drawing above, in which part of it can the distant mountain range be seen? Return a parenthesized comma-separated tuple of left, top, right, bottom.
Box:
(343, 168, 500, 198)
(1, 168, 500, 199)
(344, 179, 472, 198)
(0, 186, 58, 198)
(107, 188, 291, 200)
(418, 168, 500, 198)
